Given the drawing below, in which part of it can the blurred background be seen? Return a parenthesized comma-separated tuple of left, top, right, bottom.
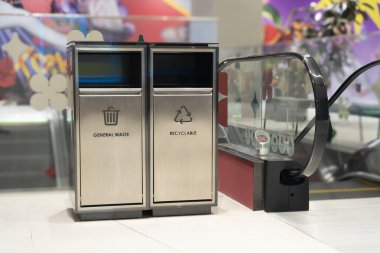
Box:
(1, 0, 380, 200)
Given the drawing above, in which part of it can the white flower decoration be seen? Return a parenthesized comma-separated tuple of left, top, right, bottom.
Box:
(67, 30, 104, 42)
(29, 74, 68, 111)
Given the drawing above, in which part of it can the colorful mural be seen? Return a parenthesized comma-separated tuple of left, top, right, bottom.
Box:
(0, 0, 192, 106)
(263, 0, 380, 45)
(263, 0, 380, 122)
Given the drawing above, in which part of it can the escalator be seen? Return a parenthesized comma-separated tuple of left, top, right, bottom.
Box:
(0, 107, 69, 190)
(218, 53, 380, 211)
(313, 60, 380, 200)
(218, 53, 329, 212)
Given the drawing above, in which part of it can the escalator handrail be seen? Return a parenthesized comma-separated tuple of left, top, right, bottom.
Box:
(329, 60, 380, 107)
(295, 60, 380, 158)
(218, 52, 329, 178)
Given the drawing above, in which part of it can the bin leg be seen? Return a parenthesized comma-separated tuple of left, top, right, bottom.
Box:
(152, 205, 212, 217)
(78, 211, 143, 221)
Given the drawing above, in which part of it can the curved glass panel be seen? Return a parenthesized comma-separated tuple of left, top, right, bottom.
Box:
(218, 53, 329, 177)
(319, 60, 380, 183)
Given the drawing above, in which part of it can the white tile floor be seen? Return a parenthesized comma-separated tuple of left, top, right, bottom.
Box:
(0, 190, 339, 253)
(272, 197, 380, 253)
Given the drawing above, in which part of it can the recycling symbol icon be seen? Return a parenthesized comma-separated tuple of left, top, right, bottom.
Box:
(174, 106, 192, 124)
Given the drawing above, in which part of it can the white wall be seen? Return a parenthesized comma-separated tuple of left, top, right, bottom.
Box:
(191, 0, 262, 57)
(213, 0, 262, 48)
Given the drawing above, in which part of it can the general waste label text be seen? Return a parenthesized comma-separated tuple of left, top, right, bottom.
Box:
(93, 132, 129, 137)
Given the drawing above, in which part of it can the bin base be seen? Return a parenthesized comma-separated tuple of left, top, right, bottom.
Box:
(78, 210, 142, 221)
(152, 205, 211, 217)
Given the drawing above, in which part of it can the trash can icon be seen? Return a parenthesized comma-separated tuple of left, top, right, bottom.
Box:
(103, 106, 119, 126)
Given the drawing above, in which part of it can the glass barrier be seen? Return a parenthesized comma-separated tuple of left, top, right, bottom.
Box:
(264, 32, 380, 150)
(264, 32, 380, 182)
(0, 10, 217, 190)
(218, 53, 328, 177)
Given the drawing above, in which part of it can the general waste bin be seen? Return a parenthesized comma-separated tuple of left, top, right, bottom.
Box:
(103, 106, 119, 125)
(149, 45, 218, 216)
(67, 42, 147, 219)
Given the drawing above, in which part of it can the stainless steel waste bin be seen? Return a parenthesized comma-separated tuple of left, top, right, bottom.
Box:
(149, 45, 218, 216)
(67, 42, 147, 219)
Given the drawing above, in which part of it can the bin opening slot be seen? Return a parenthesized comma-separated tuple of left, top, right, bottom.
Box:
(153, 52, 214, 88)
(78, 52, 142, 88)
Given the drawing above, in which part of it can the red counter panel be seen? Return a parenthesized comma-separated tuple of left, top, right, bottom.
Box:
(218, 150, 254, 209)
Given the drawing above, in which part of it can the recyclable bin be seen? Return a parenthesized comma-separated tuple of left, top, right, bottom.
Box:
(149, 45, 218, 216)
(67, 42, 147, 219)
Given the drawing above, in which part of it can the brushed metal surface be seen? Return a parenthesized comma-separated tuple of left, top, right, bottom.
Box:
(153, 93, 213, 202)
(79, 94, 143, 206)
(153, 88, 213, 94)
(79, 88, 142, 95)
(76, 47, 144, 53)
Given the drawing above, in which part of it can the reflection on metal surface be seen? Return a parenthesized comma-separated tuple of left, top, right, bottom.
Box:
(79, 95, 143, 206)
(153, 94, 213, 202)
(150, 46, 217, 208)
(68, 43, 147, 214)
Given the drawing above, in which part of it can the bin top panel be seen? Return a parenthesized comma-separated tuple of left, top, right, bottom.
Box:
(67, 41, 218, 48)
